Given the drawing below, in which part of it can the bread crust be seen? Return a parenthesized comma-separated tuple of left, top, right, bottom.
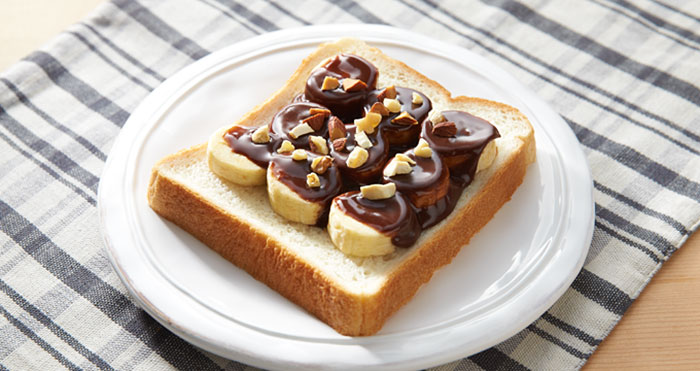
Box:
(147, 39, 535, 336)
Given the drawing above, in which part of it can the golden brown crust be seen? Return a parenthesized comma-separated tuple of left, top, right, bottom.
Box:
(147, 39, 536, 336)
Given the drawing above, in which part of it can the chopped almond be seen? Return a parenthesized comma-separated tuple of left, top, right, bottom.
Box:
(391, 111, 418, 126)
(321, 76, 340, 90)
(342, 78, 367, 92)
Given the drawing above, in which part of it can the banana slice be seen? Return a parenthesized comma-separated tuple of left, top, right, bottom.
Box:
(381, 149, 450, 208)
(207, 125, 271, 186)
(328, 190, 420, 256)
(476, 140, 498, 173)
(267, 152, 342, 225)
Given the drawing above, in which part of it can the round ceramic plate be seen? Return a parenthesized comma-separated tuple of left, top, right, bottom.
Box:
(99, 25, 594, 370)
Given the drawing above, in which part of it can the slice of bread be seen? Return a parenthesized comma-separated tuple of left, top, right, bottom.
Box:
(147, 38, 535, 336)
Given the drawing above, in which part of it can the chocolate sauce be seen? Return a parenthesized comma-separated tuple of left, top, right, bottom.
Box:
(269, 153, 342, 203)
(421, 110, 500, 184)
(365, 86, 431, 147)
(414, 181, 463, 229)
(382, 149, 449, 208)
(304, 54, 378, 121)
(224, 53, 502, 250)
(224, 126, 279, 168)
(329, 124, 390, 185)
(334, 191, 420, 247)
(269, 102, 330, 148)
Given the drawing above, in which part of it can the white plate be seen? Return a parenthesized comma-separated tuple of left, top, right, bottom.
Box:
(99, 25, 593, 370)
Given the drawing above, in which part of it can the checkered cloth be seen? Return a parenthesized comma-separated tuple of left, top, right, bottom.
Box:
(1, 0, 699, 369)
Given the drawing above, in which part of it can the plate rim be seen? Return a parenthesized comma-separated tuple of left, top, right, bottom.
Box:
(99, 24, 594, 370)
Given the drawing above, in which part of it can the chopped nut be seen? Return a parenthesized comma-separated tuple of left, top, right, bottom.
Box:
(289, 122, 314, 139)
(354, 130, 373, 149)
(311, 156, 333, 175)
(412, 92, 423, 105)
(309, 135, 329, 155)
(432, 121, 457, 137)
(306, 173, 321, 188)
(346, 147, 368, 168)
(302, 113, 325, 131)
(369, 102, 390, 116)
(321, 76, 340, 90)
(391, 111, 418, 126)
(292, 149, 308, 161)
(251, 126, 270, 144)
(394, 153, 416, 165)
(430, 112, 445, 123)
(383, 98, 401, 113)
(277, 140, 295, 153)
(360, 183, 396, 200)
(414, 138, 432, 158)
(332, 137, 347, 152)
(309, 108, 331, 117)
(376, 85, 397, 101)
(383, 159, 413, 177)
(328, 116, 346, 141)
(342, 78, 367, 92)
(354, 112, 382, 134)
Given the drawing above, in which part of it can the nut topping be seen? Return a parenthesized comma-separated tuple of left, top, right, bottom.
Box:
(311, 155, 333, 175)
(302, 113, 326, 131)
(321, 76, 340, 90)
(411, 92, 423, 105)
(277, 140, 295, 153)
(383, 98, 401, 113)
(292, 149, 308, 161)
(309, 108, 331, 117)
(332, 137, 347, 152)
(383, 159, 413, 177)
(376, 85, 397, 101)
(306, 173, 321, 188)
(309, 135, 329, 155)
(328, 116, 346, 141)
(251, 126, 270, 144)
(354, 130, 373, 149)
(354, 112, 382, 134)
(289, 122, 314, 139)
(394, 153, 416, 165)
(360, 183, 396, 200)
(432, 121, 457, 137)
(369, 102, 390, 116)
(342, 78, 367, 92)
(391, 111, 418, 126)
(414, 138, 432, 158)
(346, 147, 368, 168)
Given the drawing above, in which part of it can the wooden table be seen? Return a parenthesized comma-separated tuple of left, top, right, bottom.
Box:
(2, 1, 698, 368)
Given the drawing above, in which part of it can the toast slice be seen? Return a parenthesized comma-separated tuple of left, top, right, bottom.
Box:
(147, 39, 535, 336)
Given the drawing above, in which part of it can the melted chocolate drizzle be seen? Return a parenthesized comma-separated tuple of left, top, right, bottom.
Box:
(334, 191, 420, 247)
(304, 54, 377, 121)
(223, 55, 501, 249)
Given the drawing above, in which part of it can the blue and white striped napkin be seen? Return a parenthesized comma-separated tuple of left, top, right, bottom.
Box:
(1, 0, 698, 369)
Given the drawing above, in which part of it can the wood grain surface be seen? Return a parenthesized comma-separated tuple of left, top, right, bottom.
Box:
(1, 2, 698, 369)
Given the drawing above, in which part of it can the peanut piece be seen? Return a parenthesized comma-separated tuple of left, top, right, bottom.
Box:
(251, 126, 270, 144)
(412, 92, 423, 105)
(414, 138, 432, 158)
(321, 76, 339, 90)
(354, 112, 381, 134)
(383, 98, 401, 113)
(309, 135, 329, 155)
(346, 147, 368, 168)
(311, 156, 333, 175)
(354, 130, 373, 149)
(383, 159, 413, 177)
(289, 122, 314, 139)
(360, 183, 396, 200)
(277, 140, 295, 153)
(306, 173, 321, 188)
(292, 149, 308, 161)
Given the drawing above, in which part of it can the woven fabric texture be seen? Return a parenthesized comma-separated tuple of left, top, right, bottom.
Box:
(1, 0, 699, 369)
